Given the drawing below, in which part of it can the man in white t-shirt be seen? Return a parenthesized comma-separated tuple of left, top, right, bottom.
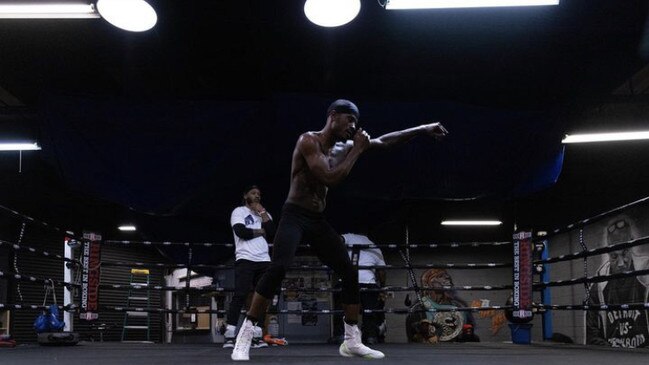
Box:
(340, 233, 386, 345)
(223, 185, 276, 349)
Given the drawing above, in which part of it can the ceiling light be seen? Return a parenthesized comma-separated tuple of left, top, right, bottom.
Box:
(0, 3, 99, 18)
(304, 0, 361, 27)
(118, 225, 137, 231)
(562, 131, 649, 144)
(441, 220, 503, 226)
(0, 142, 41, 151)
(384, 0, 560, 10)
(97, 0, 157, 32)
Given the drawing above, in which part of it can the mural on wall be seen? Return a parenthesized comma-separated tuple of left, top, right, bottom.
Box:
(405, 269, 476, 343)
(586, 213, 649, 348)
(470, 299, 508, 335)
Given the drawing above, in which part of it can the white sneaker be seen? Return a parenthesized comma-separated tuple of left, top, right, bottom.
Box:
(339, 321, 385, 359)
(222, 337, 235, 348)
(224, 324, 237, 338)
(378, 321, 387, 337)
(231, 319, 255, 361)
(251, 326, 268, 348)
(222, 324, 237, 348)
(251, 337, 268, 348)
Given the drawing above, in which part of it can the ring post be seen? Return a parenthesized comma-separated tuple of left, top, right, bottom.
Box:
(80, 232, 102, 321)
(63, 235, 74, 331)
(511, 231, 534, 344)
(540, 238, 553, 340)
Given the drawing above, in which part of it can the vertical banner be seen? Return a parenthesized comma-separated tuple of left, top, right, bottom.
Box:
(513, 231, 533, 322)
(80, 232, 101, 320)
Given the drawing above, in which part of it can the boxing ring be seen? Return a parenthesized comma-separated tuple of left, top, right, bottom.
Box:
(1, 198, 649, 363)
(0, 342, 648, 365)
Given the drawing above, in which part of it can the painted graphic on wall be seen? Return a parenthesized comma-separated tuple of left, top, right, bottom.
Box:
(405, 269, 476, 343)
(586, 213, 649, 348)
(471, 299, 508, 335)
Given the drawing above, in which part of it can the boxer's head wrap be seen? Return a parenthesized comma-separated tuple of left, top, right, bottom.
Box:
(243, 185, 260, 195)
(327, 99, 359, 120)
(242, 184, 260, 204)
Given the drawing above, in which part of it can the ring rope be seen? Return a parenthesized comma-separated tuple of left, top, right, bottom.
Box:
(0, 269, 79, 288)
(96, 305, 514, 315)
(98, 283, 510, 292)
(0, 302, 513, 314)
(0, 203, 82, 240)
(534, 235, 649, 265)
(578, 228, 591, 305)
(0, 239, 81, 265)
(535, 303, 649, 311)
(102, 239, 510, 249)
(534, 267, 649, 289)
(0, 303, 78, 311)
(6, 302, 649, 313)
(399, 248, 423, 304)
(99, 260, 511, 270)
(542, 195, 649, 237)
(13, 222, 26, 302)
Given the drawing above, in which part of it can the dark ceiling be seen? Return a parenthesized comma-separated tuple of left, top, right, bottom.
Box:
(0, 0, 646, 107)
(1, 0, 649, 257)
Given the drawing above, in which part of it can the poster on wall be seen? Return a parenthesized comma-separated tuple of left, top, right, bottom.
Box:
(586, 212, 649, 348)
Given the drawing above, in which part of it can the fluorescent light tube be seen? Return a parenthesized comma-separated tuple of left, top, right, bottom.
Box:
(0, 3, 99, 18)
(562, 131, 649, 144)
(118, 225, 137, 231)
(0, 142, 41, 151)
(441, 220, 503, 226)
(385, 0, 560, 10)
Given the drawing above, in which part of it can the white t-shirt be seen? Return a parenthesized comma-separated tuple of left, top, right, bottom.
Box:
(230, 206, 272, 262)
(342, 233, 385, 284)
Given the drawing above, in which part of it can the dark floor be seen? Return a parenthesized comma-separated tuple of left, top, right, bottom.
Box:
(1, 342, 648, 365)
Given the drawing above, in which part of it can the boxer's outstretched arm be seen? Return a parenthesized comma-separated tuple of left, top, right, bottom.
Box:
(370, 122, 449, 149)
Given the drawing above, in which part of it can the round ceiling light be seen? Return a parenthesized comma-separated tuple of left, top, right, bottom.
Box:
(97, 0, 157, 32)
(304, 0, 361, 27)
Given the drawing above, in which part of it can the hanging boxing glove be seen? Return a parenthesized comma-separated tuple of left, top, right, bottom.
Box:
(34, 310, 50, 333)
(48, 304, 65, 332)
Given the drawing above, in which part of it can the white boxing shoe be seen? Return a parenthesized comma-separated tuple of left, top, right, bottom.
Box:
(222, 324, 237, 348)
(252, 325, 268, 348)
(339, 321, 385, 359)
(231, 319, 255, 361)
